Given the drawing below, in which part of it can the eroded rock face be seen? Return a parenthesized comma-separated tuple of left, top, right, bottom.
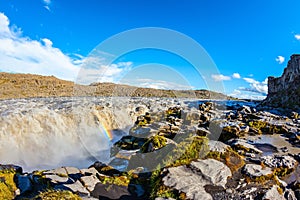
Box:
(264, 54, 300, 109)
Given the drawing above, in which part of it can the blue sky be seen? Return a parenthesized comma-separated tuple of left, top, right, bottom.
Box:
(0, 0, 300, 99)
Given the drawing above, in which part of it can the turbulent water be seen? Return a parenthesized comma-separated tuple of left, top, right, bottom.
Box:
(0, 97, 149, 171)
(0, 96, 257, 172)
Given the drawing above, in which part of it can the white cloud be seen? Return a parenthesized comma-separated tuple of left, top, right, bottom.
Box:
(211, 74, 231, 82)
(243, 77, 268, 95)
(76, 61, 133, 84)
(0, 13, 80, 80)
(0, 12, 131, 83)
(229, 88, 266, 100)
(295, 34, 300, 40)
(43, 0, 51, 4)
(232, 73, 241, 79)
(42, 0, 51, 11)
(41, 38, 53, 47)
(121, 78, 194, 90)
(275, 56, 285, 64)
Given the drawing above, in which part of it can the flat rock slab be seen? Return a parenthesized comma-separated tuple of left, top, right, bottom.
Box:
(65, 166, 81, 175)
(44, 167, 68, 176)
(80, 175, 101, 192)
(190, 159, 232, 188)
(60, 180, 90, 196)
(163, 159, 231, 200)
(243, 164, 273, 177)
(44, 174, 69, 184)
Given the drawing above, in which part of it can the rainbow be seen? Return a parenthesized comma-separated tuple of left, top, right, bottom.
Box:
(93, 111, 113, 140)
(99, 123, 113, 140)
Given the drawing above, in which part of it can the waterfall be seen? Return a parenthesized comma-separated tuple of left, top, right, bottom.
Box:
(0, 97, 135, 172)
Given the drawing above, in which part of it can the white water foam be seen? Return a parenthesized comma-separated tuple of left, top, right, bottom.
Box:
(0, 97, 136, 172)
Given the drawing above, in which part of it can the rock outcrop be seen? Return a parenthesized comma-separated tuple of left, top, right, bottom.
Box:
(264, 54, 300, 109)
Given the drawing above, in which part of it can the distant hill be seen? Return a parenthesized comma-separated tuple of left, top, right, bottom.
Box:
(0, 72, 231, 100)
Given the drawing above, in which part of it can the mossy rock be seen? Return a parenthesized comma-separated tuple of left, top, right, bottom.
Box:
(115, 135, 148, 150)
(164, 136, 209, 167)
(273, 167, 294, 177)
(166, 107, 181, 120)
(248, 120, 288, 134)
(149, 168, 185, 200)
(34, 190, 82, 200)
(141, 135, 167, 153)
(219, 126, 242, 142)
(90, 162, 121, 177)
(99, 175, 130, 187)
(0, 170, 18, 200)
(205, 147, 245, 173)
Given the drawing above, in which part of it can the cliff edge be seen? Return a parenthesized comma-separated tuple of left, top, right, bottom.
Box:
(263, 54, 300, 109)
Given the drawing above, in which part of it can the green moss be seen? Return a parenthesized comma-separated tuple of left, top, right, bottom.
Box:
(99, 175, 130, 186)
(248, 120, 287, 134)
(273, 167, 294, 177)
(0, 170, 18, 200)
(205, 151, 222, 160)
(164, 136, 209, 167)
(141, 135, 167, 153)
(35, 190, 82, 200)
(149, 167, 185, 200)
(166, 107, 181, 120)
(245, 173, 274, 184)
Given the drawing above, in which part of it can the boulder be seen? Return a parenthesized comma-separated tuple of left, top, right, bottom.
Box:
(208, 140, 229, 153)
(16, 174, 32, 194)
(261, 155, 297, 169)
(262, 185, 285, 200)
(243, 164, 273, 177)
(228, 139, 263, 154)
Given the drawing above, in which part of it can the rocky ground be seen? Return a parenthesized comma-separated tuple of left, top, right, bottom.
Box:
(1, 99, 300, 199)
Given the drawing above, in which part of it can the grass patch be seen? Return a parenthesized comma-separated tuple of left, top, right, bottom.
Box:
(0, 170, 17, 200)
(141, 135, 167, 153)
(35, 189, 82, 200)
(164, 136, 209, 167)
